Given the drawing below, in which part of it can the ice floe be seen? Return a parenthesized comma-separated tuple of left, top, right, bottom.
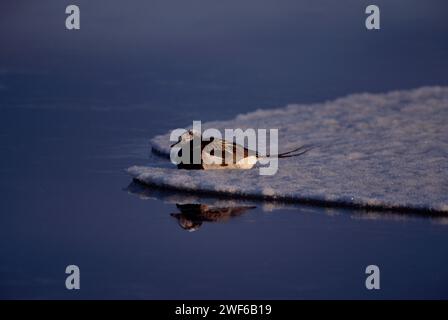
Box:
(128, 86, 448, 213)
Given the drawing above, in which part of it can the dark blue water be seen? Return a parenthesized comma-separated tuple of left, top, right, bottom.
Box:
(1, 0, 448, 299)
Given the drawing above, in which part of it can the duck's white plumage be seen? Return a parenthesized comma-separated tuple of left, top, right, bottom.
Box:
(201, 137, 258, 170)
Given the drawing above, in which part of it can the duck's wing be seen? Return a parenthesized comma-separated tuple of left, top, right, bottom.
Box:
(203, 138, 255, 165)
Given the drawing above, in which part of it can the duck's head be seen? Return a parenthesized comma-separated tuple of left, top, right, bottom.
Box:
(171, 213, 202, 232)
(170, 129, 201, 148)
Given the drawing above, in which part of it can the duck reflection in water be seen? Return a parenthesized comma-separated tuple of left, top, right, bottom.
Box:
(171, 203, 256, 232)
(125, 181, 256, 232)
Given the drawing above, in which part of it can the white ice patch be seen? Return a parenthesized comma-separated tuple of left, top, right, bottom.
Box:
(128, 86, 448, 213)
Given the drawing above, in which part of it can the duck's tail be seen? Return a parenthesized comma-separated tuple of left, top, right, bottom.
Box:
(258, 144, 314, 159)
